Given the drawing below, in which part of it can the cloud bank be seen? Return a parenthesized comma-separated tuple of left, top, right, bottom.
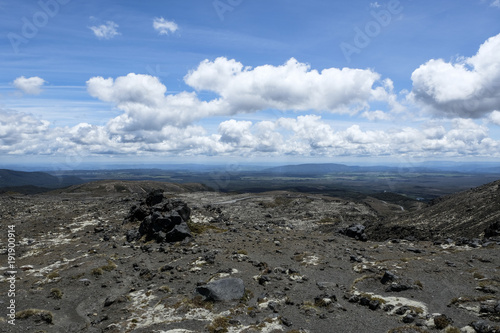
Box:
(4, 34, 500, 163)
(411, 33, 500, 118)
(86, 58, 398, 131)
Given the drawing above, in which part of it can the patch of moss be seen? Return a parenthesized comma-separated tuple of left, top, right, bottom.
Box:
(15, 309, 53, 324)
(91, 267, 103, 277)
(300, 300, 320, 313)
(445, 327, 461, 333)
(314, 297, 333, 308)
(359, 293, 387, 305)
(434, 315, 451, 329)
(187, 220, 227, 235)
(407, 306, 424, 315)
(174, 296, 214, 311)
(49, 288, 63, 300)
(351, 274, 379, 290)
(319, 217, 337, 223)
(240, 288, 254, 304)
(207, 316, 231, 333)
(91, 260, 117, 277)
(101, 260, 117, 272)
(46, 271, 60, 280)
(478, 280, 500, 288)
(449, 295, 495, 305)
(158, 285, 171, 293)
(387, 326, 430, 333)
(414, 280, 424, 289)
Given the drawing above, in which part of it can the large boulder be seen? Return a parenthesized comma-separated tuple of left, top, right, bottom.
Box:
(340, 224, 368, 241)
(125, 190, 192, 243)
(195, 278, 245, 302)
(484, 221, 500, 238)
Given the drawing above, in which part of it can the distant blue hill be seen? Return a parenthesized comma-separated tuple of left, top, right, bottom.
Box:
(262, 162, 500, 175)
(0, 169, 84, 191)
(262, 163, 417, 175)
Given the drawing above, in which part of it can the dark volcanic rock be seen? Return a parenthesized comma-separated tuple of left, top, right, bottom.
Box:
(381, 271, 398, 284)
(470, 320, 498, 333)
(125, 190, 192, 243)
(385, 283, 412, 292)
(485, 221, 500, 238)
(195, 278, 245, 301)
(126, 229, 140, 242)
(340, 224, 367, 241)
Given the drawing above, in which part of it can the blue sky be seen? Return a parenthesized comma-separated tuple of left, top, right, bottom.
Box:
(1, 0, 500, 169)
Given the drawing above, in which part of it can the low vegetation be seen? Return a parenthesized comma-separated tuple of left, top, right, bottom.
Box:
(15, 309, 53, 324)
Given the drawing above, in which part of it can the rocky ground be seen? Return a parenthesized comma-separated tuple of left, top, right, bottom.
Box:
(0, 180, 499, 333)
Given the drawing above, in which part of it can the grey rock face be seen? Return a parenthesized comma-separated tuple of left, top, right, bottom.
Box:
(195, 278, 245, 301)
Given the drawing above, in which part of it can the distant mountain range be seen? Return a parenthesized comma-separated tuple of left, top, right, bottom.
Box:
(0, 169, 84, 193)
(262, 163, 442, 175)
(2, 161, 500, 195)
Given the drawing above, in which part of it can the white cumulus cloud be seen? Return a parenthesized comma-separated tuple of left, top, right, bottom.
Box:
(153, 17, 178, 35)
(185, 57, 394, 115)
(410, 33, 500, 118)
(87, 58, 397, 131)
(89, 21, 120, 40)
(87, 73, 226, 129)
(361, 110, 392, 121)
(0, 109, 50, 153)
(12, 76, 46, 95)
(489, 110, 500, 125)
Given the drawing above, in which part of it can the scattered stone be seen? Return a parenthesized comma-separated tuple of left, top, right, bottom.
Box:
(281, 317, 293, 327)
(470, 320, 497, 333)
(316, 281, 335, 290)
(385, 283, 412, 292)
(314, 293, 337, 308)
(445, 260, 457, 267)
(381, 271, 398, 284)
(402, 314, 415, 323)
(368, 299, 381, 311)
(195, 278, 245, 302)
(126, 229, 140, 242)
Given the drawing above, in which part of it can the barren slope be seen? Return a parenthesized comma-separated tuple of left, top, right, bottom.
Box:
(368, 179, 500, 241)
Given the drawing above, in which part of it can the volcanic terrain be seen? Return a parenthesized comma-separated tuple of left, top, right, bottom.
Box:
(0, 180, 499, 333)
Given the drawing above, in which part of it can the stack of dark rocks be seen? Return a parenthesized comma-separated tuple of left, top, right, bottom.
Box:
(124, 189, 192, 243)
(340, 224, 368, 242)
